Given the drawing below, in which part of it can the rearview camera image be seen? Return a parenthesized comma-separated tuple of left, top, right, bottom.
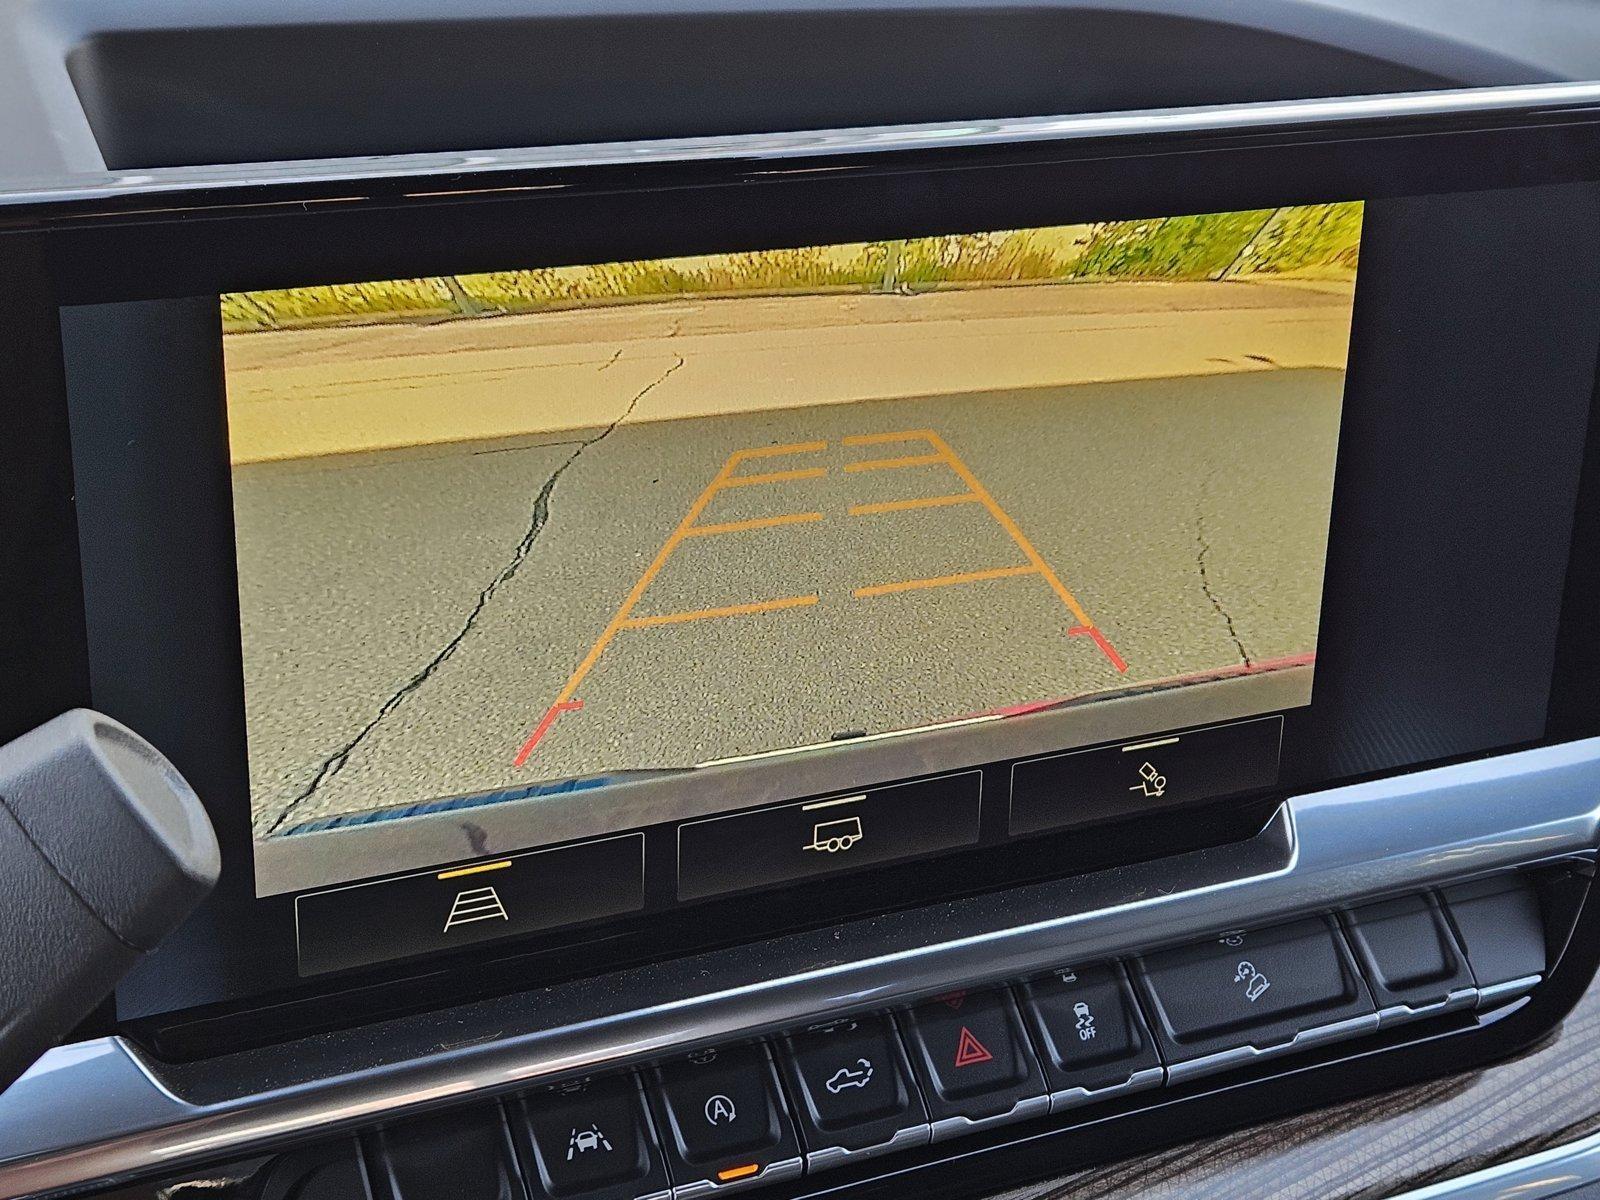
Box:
(227, 202, 1360, 894)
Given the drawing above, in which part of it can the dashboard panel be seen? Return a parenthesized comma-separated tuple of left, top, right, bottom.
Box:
(6, 50, 1600, 1200)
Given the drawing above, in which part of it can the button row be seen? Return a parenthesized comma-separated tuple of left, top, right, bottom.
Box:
(300, 712, 1284, 976)
(365, 877, 1545, 1200)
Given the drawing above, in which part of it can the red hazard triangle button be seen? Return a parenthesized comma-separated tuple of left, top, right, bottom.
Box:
(953, 1025, 994, 1068)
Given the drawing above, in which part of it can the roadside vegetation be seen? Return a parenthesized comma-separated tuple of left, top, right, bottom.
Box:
(222, 201, 1361, 332)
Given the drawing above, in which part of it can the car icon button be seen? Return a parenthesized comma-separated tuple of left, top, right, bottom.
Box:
(779, 1013, 929, 1165)
(512, 1072, 671, 1200)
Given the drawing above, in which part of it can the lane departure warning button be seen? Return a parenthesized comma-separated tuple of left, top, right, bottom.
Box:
(900, 988, 1048, 1137)
(512, 1073, 670, 1200)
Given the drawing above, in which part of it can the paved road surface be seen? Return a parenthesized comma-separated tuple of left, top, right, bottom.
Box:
(234, 368, 1343, 837)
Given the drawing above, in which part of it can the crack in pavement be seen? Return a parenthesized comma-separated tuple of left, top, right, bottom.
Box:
(1196, 468, 1253, 668)
(263, 352, 688, 835)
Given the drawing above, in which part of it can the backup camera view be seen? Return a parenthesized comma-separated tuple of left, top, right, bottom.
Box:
(226, 203, 1359, 884)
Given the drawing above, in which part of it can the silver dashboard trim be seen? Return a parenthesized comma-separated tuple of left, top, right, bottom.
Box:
(1374, 986, 1481, 1030)
(804, 1124, 932, 1171)
(1388, 1126, 1600, 1199)
(8, 80, 1600, 210)
(1161, 1012, 1382, 1086)
(928, 1096, 1052, 1144)
(1476, 974, 1545, 1007)
(3, 736, 1600, 1198)
(1047, 1065, 1166, 1116)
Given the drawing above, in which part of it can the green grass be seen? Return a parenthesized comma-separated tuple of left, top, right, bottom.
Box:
(221, 202, 1361, 332)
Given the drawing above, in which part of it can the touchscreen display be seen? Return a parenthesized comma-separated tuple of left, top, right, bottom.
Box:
(227, 203, 1360, 900)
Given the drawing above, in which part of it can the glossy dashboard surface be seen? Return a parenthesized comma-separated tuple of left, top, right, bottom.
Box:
(991, 969, 1600, 1199)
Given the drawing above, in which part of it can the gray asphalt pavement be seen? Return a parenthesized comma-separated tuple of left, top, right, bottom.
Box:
(234, 368, 1343, 838)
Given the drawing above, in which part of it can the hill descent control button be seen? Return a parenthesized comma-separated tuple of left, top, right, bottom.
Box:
(901, 988, 1048, 1138)
(1134, 917, 1376, 1080)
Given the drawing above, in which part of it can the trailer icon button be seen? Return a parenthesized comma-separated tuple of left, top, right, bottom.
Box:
(805, 815, 864, 853)
(675, 771, 981, 901)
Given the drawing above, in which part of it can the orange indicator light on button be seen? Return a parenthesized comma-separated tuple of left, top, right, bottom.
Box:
(716, 1164, 761, 1182)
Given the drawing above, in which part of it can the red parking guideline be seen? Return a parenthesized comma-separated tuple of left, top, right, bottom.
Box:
(512, 700, 584, 768)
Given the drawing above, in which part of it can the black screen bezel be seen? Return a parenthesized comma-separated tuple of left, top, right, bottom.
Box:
(9, 107, 1600, 1043)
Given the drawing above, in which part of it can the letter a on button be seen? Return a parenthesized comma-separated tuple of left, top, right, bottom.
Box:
(953, 1026, 993, 1068)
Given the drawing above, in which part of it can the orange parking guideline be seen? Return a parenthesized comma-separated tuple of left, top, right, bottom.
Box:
(842, 432, 926, 447)
(621, 595, 819, 628)
(436, 859, 512, 880)
(853, 565, 1037, 598)
(843, 452, 944, 473)
(721, 466, 828, 488)
(849, 493, 979, 517)
(731, 439, 828, 461)
(846, 428, 1128, 674)
(686, 511, 823, 537)
(515, 440, 829, 766)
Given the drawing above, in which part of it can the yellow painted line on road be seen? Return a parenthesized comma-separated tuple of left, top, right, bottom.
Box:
(854, 565, 1037, 598)
(437, 860, 512, 880)
(686, 511, 824, 537)
(849, 493, 979, 516)
(844, 452, 943, 473)
(720, 466, 828, 488)
(622, 595, 819, 628)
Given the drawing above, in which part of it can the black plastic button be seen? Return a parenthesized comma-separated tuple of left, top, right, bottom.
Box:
(1343, 893, 1474, 1017)
(1441, 875, 1547, 989)
(512, 1074, 669, 1200)
(296, 835, 645, 975)
(676, 773, 981, 902)
(1135, 917, 1375, 1068)
(370, 1104, 523, 1200)
(1009, 716, 1281, 836)
(900, 988, 1047, 1133)
(647, 1044, 801, 1190)
(778, 1014, 928, 1163)
(1016, 963, 1162, 1102)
